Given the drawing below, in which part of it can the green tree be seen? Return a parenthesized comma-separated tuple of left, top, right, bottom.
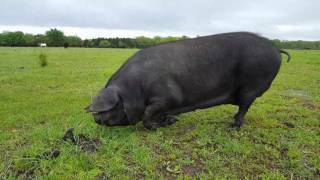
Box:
(45, 28, 65, 47)
(99, 40, 111, 48)
(181, 35, 189, 40)
(153, 36, 162, 45)
(82, 39, 89, 47)
(118, 41, 127, 48)
(135, 36, 154, 48)
(82, 39, 95, 47)
(65, 36, 82, 47)
(34, 34, 48, 45)
(23, 33, 36, 46)
(0, 33, 5, 46)
(272, 39, 282, 48)
(89, 40, 95, 47)
(3, 31, 26, 46)
(160, 36, 179, 44)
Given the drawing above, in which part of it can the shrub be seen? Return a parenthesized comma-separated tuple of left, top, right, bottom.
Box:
(39, 53, 48, 67)
(64, 42, 69, 48)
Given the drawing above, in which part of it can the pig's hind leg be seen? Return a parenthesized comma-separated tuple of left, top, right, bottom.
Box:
(231, 82, 272, 129)
(231, 100, 254, 129)
(231, 87, 258, 129)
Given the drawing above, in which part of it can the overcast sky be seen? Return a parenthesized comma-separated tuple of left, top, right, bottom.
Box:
(0, 0, 319, 40)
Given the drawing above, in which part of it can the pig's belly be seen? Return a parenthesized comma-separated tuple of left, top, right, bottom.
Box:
(166, 92, 235, 115)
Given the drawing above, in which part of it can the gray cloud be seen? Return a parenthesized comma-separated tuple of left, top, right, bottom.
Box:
(0, 0, 319, 40)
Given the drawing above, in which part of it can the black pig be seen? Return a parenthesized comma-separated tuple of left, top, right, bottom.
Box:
(85, 32, 290, 130)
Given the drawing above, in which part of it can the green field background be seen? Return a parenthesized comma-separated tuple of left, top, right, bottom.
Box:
(0, 47, 319, 179)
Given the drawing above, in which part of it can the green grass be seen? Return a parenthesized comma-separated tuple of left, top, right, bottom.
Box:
(0, 47, 319, 179)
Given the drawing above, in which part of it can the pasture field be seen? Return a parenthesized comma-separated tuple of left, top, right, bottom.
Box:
(0, 47, 319, 179)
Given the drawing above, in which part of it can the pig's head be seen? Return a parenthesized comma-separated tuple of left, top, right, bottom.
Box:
(85, 87, 131, 126)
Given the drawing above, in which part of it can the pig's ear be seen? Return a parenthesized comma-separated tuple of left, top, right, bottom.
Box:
(85, 88, 119, 112)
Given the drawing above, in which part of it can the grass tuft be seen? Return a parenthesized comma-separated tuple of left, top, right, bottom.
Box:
(39, 52, 48, 67)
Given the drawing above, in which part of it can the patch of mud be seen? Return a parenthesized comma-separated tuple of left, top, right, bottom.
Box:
(299, 100, 316, 110)
(63, 128, 101, 153)
(182, 165, 203, 176)
(280, 147, 289, 158)
(283, 122, 295, 128)
(37, 149, 61, 159)
(96, 172, 109, 180)
(15, 169, 35, 180)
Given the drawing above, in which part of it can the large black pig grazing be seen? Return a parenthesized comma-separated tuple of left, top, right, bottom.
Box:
(85, 32, 291, 130)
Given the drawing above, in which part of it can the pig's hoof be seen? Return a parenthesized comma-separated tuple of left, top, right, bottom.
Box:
(161, 116, 177, 127)
(230, 122, 241, 131)
(143, 121, 160, 131)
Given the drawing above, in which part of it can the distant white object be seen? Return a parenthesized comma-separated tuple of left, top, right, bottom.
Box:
(39, 43, 47, 47)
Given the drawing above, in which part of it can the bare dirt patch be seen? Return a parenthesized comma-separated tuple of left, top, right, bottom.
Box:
(63, 128, 101, 153)
(299, 100, 317, 110)
(283, 122, 295, 128)
(182, 164, 203, 176)
(280, 147, 289, 158)
(95, 172, 109, 180)
(37, 149, 61, 159)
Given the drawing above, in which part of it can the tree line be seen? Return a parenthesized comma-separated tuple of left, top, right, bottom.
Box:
(0, 28, 320, 49)
(0, 28, 188, 48)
